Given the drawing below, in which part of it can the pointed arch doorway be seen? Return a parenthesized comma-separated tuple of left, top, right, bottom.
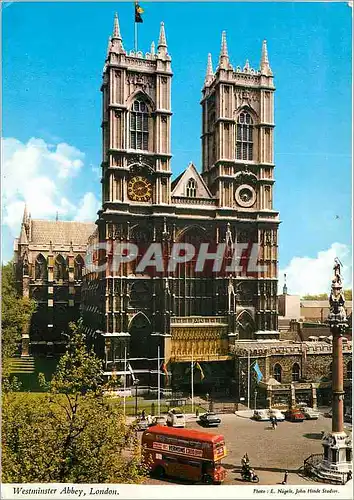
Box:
(128, 312, 153, 360)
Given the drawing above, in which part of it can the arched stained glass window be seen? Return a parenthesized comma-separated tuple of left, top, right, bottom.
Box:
(292, 363, 300, 382)
(236, 112, 254, 161)
(186, 178, 197, 198)
(274, 363, 282, 383)
(130, 99, 149, 151)
(54, 255, 67, 281)
(35, 254, 47, 280)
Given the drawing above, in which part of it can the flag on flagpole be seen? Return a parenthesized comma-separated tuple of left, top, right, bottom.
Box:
(135, 2, 144, 23)
(195, 362, 205, 380)
(161, 361, 169, 384)
(127, 362, 136, 382)
(252, 361, 263, 383)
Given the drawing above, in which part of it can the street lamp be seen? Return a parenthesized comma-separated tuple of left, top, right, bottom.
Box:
(133, 379, 140, 417)
(254, 390, 258, 410)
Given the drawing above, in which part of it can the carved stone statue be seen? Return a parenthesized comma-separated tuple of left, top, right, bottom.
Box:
(328, 258, 347, 326)
(332, 257, 342, 286)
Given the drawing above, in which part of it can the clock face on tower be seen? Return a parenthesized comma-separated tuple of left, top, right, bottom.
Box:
(127, 176, 152, 202)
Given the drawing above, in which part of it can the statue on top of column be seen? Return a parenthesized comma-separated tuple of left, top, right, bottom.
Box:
(328, 258, 347, 326)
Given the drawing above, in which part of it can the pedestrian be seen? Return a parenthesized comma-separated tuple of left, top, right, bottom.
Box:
(141, 409, 146, 420)
(282, 470, 288, 484)
(274, 416, 278, 430)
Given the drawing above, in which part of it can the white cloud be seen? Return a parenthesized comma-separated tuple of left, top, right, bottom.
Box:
(91, 164, 101, 180)
(2, 137, 98, 241)
(279, 243, 352, 296)
(74, 192, 100, 222)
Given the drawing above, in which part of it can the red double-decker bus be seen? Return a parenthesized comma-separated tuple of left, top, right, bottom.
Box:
(141, 425, 227, 484)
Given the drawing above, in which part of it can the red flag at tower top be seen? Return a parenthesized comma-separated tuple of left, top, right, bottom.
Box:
(135, 2, 144, 23)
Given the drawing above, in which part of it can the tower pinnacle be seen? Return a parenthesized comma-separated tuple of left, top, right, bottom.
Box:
(260, 39, 272, 76)
(158, 22, 167, 47)
(218, 31, 230, 70)
(157, 22, 168, 58)
(113, 12, 122, 39)
(22, 203, 29, 225)
(204, 53, 214, 86)
(19, 223, 28, 245)
(151, 41, 155, 56)
(111, 13, 124, 53)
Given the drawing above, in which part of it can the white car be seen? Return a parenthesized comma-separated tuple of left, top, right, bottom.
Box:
(150, 415, 167, 426)
(253, 410, 270, 421)
(300, 407, 320, 420)
(166, 410, 186, 428)
(269, 409, 285, 421)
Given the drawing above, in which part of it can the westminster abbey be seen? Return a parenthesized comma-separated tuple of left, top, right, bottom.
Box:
(15, 14, 350, 406)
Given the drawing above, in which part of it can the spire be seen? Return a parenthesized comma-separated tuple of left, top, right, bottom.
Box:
(150, 41, 155, 56)
(113, 12, 122, 40)
(111, 13, 124, 54)
(157, 22, 168, 58)
(218, 31, 230, 70)
(244, 59, 250, 72)
(204, 53, 214, 86)
(158, 22, 167, 47)
(260, 39, 273, 76)
(22, 204, 29, 225)
(19, 223, 28, 245)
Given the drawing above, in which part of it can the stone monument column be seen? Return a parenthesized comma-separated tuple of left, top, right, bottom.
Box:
(313, 259, 352, 483)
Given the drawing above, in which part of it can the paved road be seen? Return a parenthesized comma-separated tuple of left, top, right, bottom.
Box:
(143, 412, 352, 486)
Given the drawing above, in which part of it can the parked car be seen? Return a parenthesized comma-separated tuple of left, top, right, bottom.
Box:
(269, 409, 285, 421)
(324, 410, 333, 418)
(253, 410, 270, 421)
(166, 410, 186, 428)
(284, 408, 305, 422)
(150, 415, 167, 427)
(199, 412, 221, 427)
(135, 418, 149, 431)
(300, 407, 320, 420)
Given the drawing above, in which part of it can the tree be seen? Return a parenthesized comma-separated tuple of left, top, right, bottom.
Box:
(2, 320, 146, 483)
(1, 262, 36, 380)
(302, 290, 352, 301)
(301, 293, 328, 300)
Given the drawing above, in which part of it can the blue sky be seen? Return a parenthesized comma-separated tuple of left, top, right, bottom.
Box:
(2, 1, 352, 294)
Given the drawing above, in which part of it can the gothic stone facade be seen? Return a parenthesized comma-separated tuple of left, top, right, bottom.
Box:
(233, 339, 352, 408)
(81, 16, 280, 391)
(14, 208, 95, 356)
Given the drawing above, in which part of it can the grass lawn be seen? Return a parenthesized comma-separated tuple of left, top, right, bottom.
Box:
(9, 357, 59, 392)
(5, 391, 207, 416)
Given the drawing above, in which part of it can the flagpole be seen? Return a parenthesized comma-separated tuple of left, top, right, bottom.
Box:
(124, 345, 127, 416)
(134, 21, 137, 52)
(157, 346, 161, 417)
(247, 350, 251, 409)
(191, 347, 194, 414)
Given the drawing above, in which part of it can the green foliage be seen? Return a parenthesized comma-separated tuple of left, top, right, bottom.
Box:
(1, 262, 36, 381)
(301, 293, 328, 300)
(344, 289, 352, 301)
(302, 290, 352, 301)
(2, 320, 147, 484)
(50, 319, 104, 396)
